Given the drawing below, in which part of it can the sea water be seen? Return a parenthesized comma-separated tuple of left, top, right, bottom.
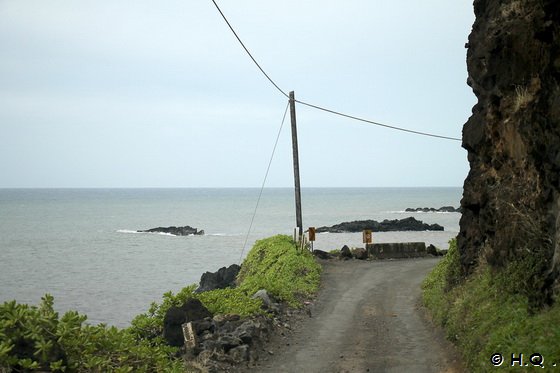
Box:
(0, 187, 461, 327)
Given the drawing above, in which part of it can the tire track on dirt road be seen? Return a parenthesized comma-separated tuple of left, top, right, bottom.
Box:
(249, 258, 464, 373)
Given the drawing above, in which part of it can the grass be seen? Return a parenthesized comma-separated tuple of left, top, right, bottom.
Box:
(237, 235, 322, 306)
(1, 234, 322, 372)
(514, 85, 531, 111)
(422, 239, 560, 372)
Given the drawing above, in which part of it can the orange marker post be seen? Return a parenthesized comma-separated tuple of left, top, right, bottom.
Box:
(363, 230, 372, 244)
(308, 227, 316, 252)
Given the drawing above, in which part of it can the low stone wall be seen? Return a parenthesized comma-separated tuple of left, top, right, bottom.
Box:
(366, 242, 427, 259)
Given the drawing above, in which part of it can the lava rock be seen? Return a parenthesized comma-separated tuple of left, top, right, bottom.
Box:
(340, 245, 353, 259)
(137, 225, 204, 236)
(228, 345, 250, 362)
(426, 244, 439, 256)
(405, 206, 461, 213)
(195, 264, 241, 293)
(352, 247, 368, 260)
(312, 249, 332, 259)
(252, 289, 279, 313)
(192, 318, 215, 335)
(316, 217, 444, 233)
(163, 299, 213, 347)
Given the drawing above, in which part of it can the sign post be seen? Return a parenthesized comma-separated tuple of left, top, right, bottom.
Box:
(308, 227, 316, 252)
(363, 230, 372, 245)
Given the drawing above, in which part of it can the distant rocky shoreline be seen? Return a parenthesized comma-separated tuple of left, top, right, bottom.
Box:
(405, 206, 461, 213)
(137, 225, 204, 236)
(316, 216, 444, 233)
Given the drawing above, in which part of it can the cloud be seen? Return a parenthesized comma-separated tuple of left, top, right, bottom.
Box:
(0, 0, 475, 187)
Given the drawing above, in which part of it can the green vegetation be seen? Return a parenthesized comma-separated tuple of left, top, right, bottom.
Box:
(1, 235, 322, 371)
(237, 235, 322, 306)
(422, 239, 560, 372)
(0, 294, 184, 372)
(132, 235, 321, 340)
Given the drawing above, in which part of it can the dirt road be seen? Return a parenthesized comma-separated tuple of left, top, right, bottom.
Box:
(249, 258, 463, 373)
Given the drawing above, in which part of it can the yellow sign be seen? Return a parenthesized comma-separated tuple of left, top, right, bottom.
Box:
(308, 227, 316, 242)
(363, 230, 372, 244)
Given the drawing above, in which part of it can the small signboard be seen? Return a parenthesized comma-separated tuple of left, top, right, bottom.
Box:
(182, 322, 197, 350)
(363, 230, 372, 244)
(308, 227, 316, 242)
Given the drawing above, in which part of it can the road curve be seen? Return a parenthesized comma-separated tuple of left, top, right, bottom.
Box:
(249, 258, 464, 373)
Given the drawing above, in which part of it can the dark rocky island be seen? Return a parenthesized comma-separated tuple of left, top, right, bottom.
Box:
(405, 206, 461, 213)
(316, 217, 444, 233)
(137, 225, 204, 236)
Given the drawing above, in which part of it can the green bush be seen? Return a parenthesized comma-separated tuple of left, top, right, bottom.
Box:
(0, 294, 184, 372)
(422, 239, 560, 372)
(422, 238, 461, 324)
(1, 235, 323, 371)
(131, 235, 322, 339)
(237, 235, 322, 306)
(197, 288, 262, 316)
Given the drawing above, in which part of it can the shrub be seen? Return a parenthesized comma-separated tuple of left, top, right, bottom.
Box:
(0, 294, 183, 372)
(422, 239, 560, 372)
(131, 235, 322, 341)
(1, 235, 323, 371)
(237, 235, 322, 306)
(422, 239, 457, 324)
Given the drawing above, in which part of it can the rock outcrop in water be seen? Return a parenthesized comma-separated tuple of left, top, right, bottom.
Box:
(316, 217, 444, 233)
(138, 225, 204, 236)
(459, 0, 560, 303)
(405, 206, 461, 213)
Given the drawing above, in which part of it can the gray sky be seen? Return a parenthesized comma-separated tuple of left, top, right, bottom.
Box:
(0, 0, 475, 188)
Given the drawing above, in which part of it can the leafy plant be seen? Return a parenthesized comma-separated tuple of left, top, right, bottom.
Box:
(197, 288, 262, 316)
(0, 294, 184, 372)
(237, 235, 322, 306)
(2, 235, 323, 372)
(422, 239, 560, 372)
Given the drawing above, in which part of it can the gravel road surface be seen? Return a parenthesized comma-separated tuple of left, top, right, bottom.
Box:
(247, 258, 464, 373)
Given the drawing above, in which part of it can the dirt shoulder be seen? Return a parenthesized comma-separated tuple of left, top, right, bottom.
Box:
(243, 258, 464, 373)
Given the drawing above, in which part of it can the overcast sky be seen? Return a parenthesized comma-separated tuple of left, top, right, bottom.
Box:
(0, 1, 476, 188)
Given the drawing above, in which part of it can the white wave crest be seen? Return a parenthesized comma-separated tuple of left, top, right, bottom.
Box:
(117, 229, 178, 237)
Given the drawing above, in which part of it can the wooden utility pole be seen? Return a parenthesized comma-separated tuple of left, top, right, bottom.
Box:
(289, 91, 303, 242)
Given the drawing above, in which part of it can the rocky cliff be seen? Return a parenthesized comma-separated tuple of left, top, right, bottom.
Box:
(459, 0, 560, 304)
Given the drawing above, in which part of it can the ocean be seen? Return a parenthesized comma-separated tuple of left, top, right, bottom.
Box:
(0, 187, 461, 327)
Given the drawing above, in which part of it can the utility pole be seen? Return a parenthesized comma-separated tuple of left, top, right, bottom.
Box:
(289, 91, 303, 242)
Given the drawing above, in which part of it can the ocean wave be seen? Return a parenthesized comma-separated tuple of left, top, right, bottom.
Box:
(117, 229, 178, 237)
(117, 230, 245, 237)
(117, 229, 140, 234)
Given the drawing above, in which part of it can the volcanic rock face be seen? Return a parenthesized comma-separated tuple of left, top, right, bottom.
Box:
(459, 0, 560, 297)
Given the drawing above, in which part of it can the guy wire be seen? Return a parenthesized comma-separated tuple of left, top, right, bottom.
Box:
(239, 101, 291, 264)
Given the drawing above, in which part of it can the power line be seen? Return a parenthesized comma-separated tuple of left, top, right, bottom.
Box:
(210, 0, 288, 99)
(295, 99, 462, 141)
(209, 0, 462, 142)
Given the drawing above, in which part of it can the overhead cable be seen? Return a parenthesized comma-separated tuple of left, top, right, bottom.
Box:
(210, 0, 289, 99)
(209, 0, 462, 142)
(295, 99, 462, 141)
